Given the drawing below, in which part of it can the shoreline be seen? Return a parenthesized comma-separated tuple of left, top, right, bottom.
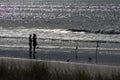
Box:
(0, 47, 120, 66)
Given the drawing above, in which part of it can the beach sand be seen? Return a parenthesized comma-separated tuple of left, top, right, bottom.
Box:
(0, 57, 120, 76)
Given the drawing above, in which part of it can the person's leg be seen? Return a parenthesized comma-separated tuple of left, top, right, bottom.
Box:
(29, 45, 32, 59)
(33, 46, 36, 59)
(29, 51, 32, 59)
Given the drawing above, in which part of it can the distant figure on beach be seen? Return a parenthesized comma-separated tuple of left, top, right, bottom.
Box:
(33, 34, 37, 59)
(88, 57, 92, 63)
(29, 34, 32, 59)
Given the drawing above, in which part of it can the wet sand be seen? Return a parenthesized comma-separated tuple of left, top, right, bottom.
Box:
(0, 47, 120, 66)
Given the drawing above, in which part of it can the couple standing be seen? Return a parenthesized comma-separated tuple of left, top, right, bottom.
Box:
(29, 34, 37, 59)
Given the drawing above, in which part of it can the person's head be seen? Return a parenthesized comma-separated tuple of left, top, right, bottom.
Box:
(33, 34, 36, 37)
(29, 34, 32, 37)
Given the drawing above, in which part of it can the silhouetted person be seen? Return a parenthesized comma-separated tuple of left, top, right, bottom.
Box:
(88, 57, 92, 63)
(33, 34, 37, 59)
(29, 34, 32, 59)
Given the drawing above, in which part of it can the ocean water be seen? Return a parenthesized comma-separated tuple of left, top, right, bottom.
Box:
(0, 0, 120, 51)
(0, 0, 120, 66)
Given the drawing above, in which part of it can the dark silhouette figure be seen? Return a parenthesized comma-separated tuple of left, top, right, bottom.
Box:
(88, 57, 92, 63)
(29, 34, 32, 59)
(33, 34, 37, 59)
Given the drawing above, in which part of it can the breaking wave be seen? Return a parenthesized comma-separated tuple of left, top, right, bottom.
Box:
(68, 29, 120, 34)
